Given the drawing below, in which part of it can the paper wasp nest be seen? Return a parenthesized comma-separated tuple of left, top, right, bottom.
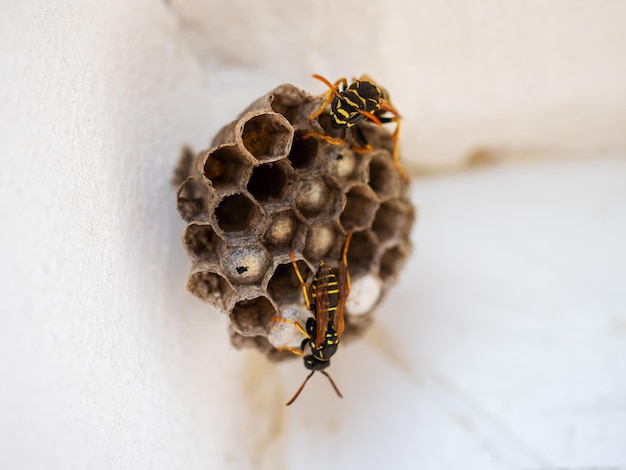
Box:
(175, 84, 415, 360)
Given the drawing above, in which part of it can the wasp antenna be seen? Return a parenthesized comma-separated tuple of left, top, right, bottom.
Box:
(321, 370, 343, 399)
(285, 371, 316, 406)
(311, 74, 343, 100)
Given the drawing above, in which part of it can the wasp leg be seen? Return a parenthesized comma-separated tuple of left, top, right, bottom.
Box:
(357, 109, 382, 126)
(341, 231, 352, 295)
(388, 118, 408, 182)
(378, 103, 409, 182)
(270, 316, 310, 338)
(271, 315, 308, 355)
(275, 345, 304, 355)
(308, 90, 334, 122)
(351, 126, 373, 154)
(289, 251, 311, 310)
(350, 110, 382, 153)
(352, 144, 373, 153)
(302, 128, 346, 146)
(313, 74, 347, 97)
(308, 75, 347, 121)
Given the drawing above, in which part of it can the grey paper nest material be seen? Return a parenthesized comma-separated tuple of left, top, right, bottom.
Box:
(175, 83, 415, 360)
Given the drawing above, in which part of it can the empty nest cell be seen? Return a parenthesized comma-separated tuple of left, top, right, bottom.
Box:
(241, 113, 293, 162)
(177, 177, 209, 222)
(247, 160, 294, 204)
(214, 193, 262, 233)
(230, 296, 278, 336)
(202, 145, 251, 190)
(368, 151, 399, 200)
(182, 222, 223, 263)
(187, 270, 235, 311)
(380, 243, 409, 284)
(372, 200, 414, 243)
(267, 259, 312, 306)
(346, 230, 379, 278)
(269, 85, 309, 125)
(340, 184, 380, 231)
(288, 130, 319, 171)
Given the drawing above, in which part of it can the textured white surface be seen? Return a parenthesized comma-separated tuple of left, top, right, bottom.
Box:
(2, 1, 626, 469)
(170, 0, 626, 171)
(6, 1, 623, 168)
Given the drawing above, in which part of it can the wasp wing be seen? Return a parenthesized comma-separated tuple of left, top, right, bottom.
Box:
(313, 268, 330, 345)
(335, 231, 352, 340)
(335, 261, 350, 340)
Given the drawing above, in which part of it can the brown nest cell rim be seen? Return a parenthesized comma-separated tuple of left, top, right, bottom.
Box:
(175, 82, 415, 360)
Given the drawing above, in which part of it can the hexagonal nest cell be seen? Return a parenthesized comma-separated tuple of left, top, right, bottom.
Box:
(174, 81, 416, 361)
(240, 112, 292, 163)
(214, 193, 262, 234)
(201, 145, 252, 191)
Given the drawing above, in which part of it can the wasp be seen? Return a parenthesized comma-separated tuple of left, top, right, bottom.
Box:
(304, 74, 408, 182)
(272, 232, 353, 406)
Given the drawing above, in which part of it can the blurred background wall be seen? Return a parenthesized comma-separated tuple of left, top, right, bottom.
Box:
(1, 1, 625, 468)
(168, 0, 626, 170)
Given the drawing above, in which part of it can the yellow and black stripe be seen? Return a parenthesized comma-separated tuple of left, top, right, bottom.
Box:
(329, 80, 383, 129)
(311, 266, 340, 314)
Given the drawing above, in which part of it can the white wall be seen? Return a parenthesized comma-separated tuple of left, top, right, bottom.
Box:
(1, 1, 625, 468)
(169, 0, 626, 169)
